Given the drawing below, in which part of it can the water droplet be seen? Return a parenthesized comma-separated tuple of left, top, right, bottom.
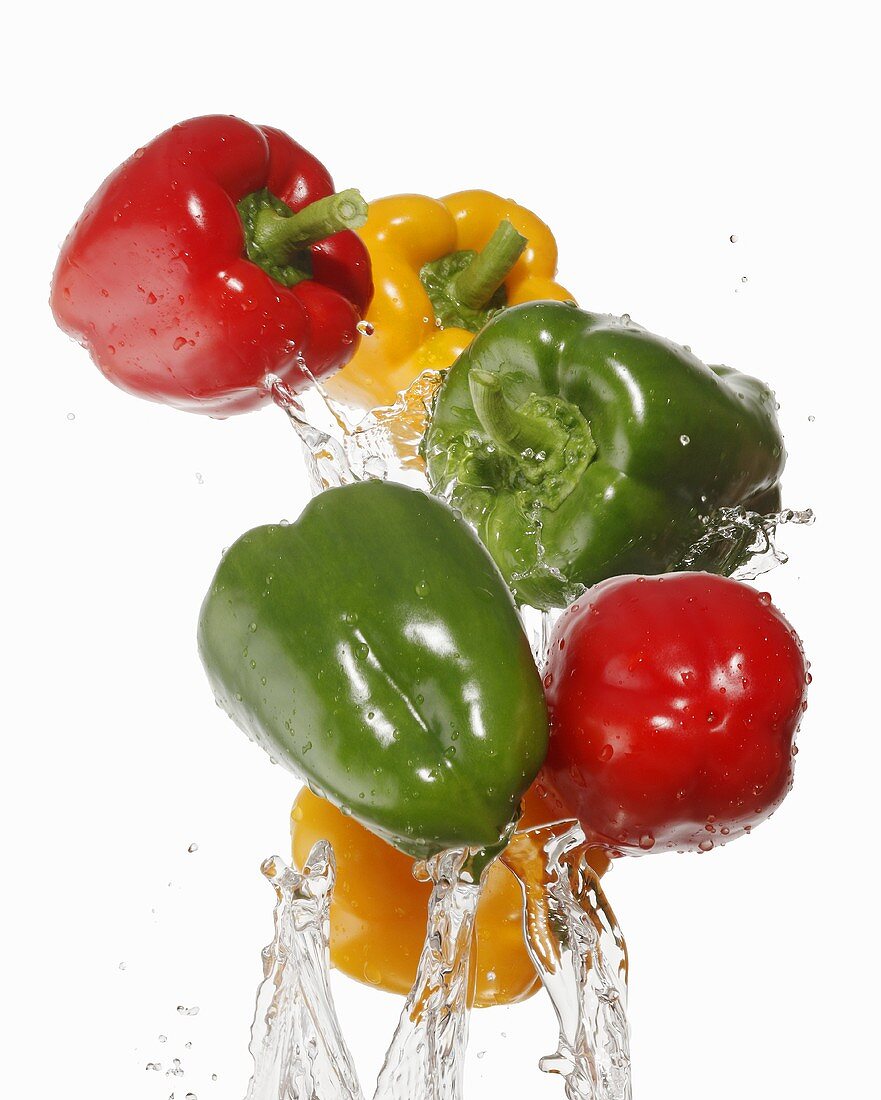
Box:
(146, 1062, 161, 1072)
(356, 320, 375, 336)
(173, 336, 187, 351)
(808, 414, 815, 422)
(757, 592, 771, 606)
(698, 838, 714, 852)
(599, 744, 614, 762)
(354, 642, 369, 660)
(248, 622, 258, 633)
(159, 1035, 167, 1043)
(415, 580, 431, 597)
(66, 411, 76, 421)
(187, 843, 199, 853)
(177, 1005, 199, 1016)
(166, 1057, 184, 1077)
(729, 234, 738, 243)
(679, 434, 690, 446)
(638, 833, 655, 850)
(363, 455, 386, 479)
(741, 275, 748, 283)
(118, 961, 127, 970)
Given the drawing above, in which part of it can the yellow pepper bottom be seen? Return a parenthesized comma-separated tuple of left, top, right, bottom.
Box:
(290, 786, 609, 1007)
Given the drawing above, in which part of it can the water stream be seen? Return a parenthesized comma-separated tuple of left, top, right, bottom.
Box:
(503, 825, 631, 1100)
(244, 844, 363, 1100)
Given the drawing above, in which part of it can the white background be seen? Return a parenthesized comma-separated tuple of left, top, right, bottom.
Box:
(3, 2, 878, 1096)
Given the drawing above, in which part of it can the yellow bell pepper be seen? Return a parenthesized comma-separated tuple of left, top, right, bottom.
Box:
(325, 190, 574, 411)
(290, 784, 609, 1007)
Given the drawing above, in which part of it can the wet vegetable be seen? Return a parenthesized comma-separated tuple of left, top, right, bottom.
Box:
(537, 573, 809, 854)
(424, 301, 786, 609)
(290, 785, 609, 1004)
(198, 480, 549, 857)
(326, 191, 572, 410)
(51, 115, 372, 415)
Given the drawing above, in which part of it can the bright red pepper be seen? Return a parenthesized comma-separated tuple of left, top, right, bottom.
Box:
(538, 573, 809, 856)
(50, 115, 373, 415)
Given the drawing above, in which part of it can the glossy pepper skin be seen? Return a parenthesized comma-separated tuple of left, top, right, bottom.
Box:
(538, 573, 808, 855)
(290, 785, 609, 1005)
(424, 301, 786, 609)
(325, 191, 573, 411)
(51, 115, 372, 416)
(198, 480, 549, 858)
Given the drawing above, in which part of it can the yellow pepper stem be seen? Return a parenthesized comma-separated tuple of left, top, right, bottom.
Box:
(455, 221, 527, 310)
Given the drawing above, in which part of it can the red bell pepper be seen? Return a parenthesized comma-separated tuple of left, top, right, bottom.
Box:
(538, 573, 809, 856)
(51, 115, 373, 415)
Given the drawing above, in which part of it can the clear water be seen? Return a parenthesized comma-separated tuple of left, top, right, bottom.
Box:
(677, 504, 815, 580)
(244, 844, 363, 1100)
(503, 824, 631, 1100)
(245, 834, 629, 1100)
(372, 848, 486, 1100)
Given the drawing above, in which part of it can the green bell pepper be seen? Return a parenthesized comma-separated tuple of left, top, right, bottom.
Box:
(197, 480, 548, 858)
(423, 301, 785, 609)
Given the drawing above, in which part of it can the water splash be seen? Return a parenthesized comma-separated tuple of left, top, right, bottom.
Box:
(373, 848, 486, 1100)
(677, 505, 815, 580)
(266, 368, 443, 496)
(519, 603, 564, 669)
(244, 843, 363, 1100)
(266, 374, 357, 496)
(245, 842, 492, 1100)
(502, 824, 631, 1100)
(244, 829, 629, 1100)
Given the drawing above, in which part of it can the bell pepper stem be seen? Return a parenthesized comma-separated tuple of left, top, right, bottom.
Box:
(455, 221, 527, 310)
(469, 369, 554, 458)
(252, 188, 368, 263)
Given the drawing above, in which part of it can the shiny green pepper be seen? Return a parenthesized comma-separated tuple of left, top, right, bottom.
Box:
(423, 301, 785, 609)
(197, 480, 548, 858)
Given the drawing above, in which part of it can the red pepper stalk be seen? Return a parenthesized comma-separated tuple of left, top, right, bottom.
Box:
(51, 115, 373, 416)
